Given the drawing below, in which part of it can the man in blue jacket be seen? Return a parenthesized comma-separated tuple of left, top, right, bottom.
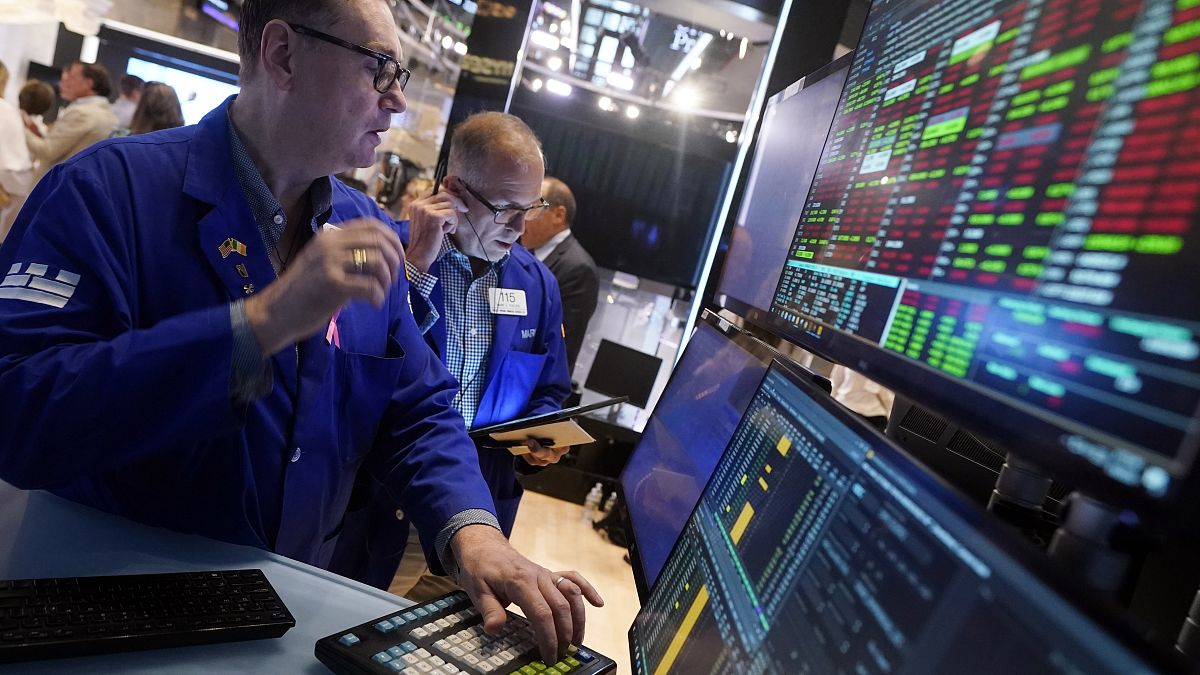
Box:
(0, 0, 599, 664)
(330, 112, 574, 599)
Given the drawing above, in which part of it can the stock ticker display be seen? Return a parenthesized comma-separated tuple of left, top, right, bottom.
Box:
(769, 0, 1200, 494)
(629, 367, 1156, 675)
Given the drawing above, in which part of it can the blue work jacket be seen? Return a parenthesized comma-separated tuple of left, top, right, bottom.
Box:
(327, 242, 570, 588)
(0, 100, 496, 576)
(414, 244, 572, 531)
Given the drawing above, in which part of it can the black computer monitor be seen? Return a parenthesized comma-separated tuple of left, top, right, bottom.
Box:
(629, 362, 1178, 673)
(715, 53, 852, 323)
(583, 340, 663, 409)
(758, 0, 1200, 515)
(619, 317, 773, 597)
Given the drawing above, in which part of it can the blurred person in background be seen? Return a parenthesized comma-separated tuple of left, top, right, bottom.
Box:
(17, 81, 55, 139)
(396, 175, 433, 220)
(0, 61, 34, 240)
(112, 74, 144, 130)
(24, 61, 117, 184)
(129, 81, 184, 135)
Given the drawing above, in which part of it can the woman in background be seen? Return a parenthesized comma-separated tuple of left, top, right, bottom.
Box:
(128, 81, 183, 135)
(17, 80, 54, 138)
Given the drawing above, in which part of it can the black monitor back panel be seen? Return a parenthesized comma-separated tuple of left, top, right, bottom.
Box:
(629, 362, 1180, 674)
(758, 0, 1200, 517)
(716, 53, 853, 323)
(584, 340, 663, 409)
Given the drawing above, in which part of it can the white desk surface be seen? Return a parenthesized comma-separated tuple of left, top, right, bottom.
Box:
(0, 482, 411, 673)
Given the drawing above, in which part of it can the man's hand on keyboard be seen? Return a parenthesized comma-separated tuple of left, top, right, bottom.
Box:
(450, 525, 604, 664)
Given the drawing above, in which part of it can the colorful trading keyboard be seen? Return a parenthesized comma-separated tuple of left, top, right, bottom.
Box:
(315, 590, 616, 675)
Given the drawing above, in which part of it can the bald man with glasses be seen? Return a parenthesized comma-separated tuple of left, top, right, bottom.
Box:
(330, 112, 575, 601)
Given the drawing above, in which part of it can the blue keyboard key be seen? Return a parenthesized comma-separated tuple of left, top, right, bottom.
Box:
(576, 649, 595, 662)
(338, 633, 360, 647)
(374, 619, 396, 633)
(387, 646, 404, 657)
(400, 641, 418, 652)
(385, 662, 404, 673)
(389, 615, 406, 625)
(413, 607, 429, 618)
(372, 651, 392, 664)
(401, 611, 417, 622)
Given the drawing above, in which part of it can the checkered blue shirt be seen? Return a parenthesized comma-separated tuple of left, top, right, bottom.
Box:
(407, 236, 510, 429)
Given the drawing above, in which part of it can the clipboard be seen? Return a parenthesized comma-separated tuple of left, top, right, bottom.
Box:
(469, 396, 628, 450)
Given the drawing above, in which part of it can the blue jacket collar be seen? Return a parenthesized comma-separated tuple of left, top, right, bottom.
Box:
(183, 96, 240, 206)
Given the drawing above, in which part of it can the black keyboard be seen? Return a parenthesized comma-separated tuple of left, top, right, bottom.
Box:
(0, 568, 295, 663)
(315, 590, 616, 675)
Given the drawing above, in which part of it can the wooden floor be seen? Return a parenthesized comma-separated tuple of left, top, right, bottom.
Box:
(509, 490, 639, 675)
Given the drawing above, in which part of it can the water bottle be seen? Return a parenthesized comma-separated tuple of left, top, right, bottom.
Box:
(582, 483, 603, 522)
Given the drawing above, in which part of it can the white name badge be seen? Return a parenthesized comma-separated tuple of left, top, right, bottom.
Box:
(488, 288, 528, 316)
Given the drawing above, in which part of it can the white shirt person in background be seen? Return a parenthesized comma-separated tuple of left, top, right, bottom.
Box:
(0, 60, 33, 241)
(23, 61, 118, 185)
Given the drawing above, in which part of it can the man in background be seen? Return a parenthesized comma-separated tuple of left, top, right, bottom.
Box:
(331, 112, 573, 600)
(522, 177, 598, 377)
(112, 74, 144, 130)
(23, 61, 117, 184)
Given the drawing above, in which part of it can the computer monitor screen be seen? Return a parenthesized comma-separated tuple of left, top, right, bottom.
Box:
(629, 363, 1167, 674)
(124, 57, 240, 126)
(620, 321, 771, 594)
(766, 0, 1200, 507)
(716, 55, 851, 315)
(583, 340, 663, 408)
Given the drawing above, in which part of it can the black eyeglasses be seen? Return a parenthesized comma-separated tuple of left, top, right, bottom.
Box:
(459, 180, 550, 225)
(290, 23, 410, 93)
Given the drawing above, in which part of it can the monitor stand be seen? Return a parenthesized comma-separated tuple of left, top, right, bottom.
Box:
(987, 454, 1059, 548)
(1047, 493, 1143, 602)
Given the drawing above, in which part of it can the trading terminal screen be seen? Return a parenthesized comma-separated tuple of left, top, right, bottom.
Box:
(629, 364, 1157, 675)
(768, 0, 1200, 497)
(716, 58, 851, 313)
(620, 322, 769, 591)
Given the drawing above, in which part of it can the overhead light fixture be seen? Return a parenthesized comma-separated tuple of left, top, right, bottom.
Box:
(545, 79, 573, 96)
(440, 34, 454, 50)
(606, 72, 634, 90)
(726, 32, 735, 41)
(548, 55, 563, 71)
(531, 30, 561, 50)
(542, 2, 567, 18)
(725, 129, 738, 143)
(625, 105, 640, 119)
(598, 96, 616, 111)
(672, 85, 702, 111)
(719, 29, 726, 38)
(549, 23, 558, 34)
(454, 42, 468, 55)
(690, 58, 702, 71)
(530, 78, 544, 92)
(739, 37, 748, 60)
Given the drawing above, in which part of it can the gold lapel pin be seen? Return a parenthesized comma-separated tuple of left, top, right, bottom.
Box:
(220, 237, 248, 259)
(243, 283, 255, 295)
(235, 263, 249, 278)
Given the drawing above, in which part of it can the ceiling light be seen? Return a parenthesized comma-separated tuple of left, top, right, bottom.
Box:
(672, 85, 702, 110)
(440, 35, 454, 50)
(545, 79, 573, 96)
(531, 30, 560, 50)
(606, 72, 634, 90)
(454, 42, 468, 56)
(719, 29, 726, 38)
(739, 37, 748, 60)
(625, 105, 640, 119)
(725, 129, 737, 143)
(549, 23, 559, 33)
(690, 58, 702, 71)
(548, 56, 563, 71)
(530, 78, 544, 92)
(598, 96, 615, 111)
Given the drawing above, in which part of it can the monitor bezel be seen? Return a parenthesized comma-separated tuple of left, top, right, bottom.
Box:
(752, 0, 1200, 521)
(627, 358, 1186, 673)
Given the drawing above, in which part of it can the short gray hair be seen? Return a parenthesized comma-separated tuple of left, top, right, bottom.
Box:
(238, 0, 350, 75)
(447, 112, 544, 187)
